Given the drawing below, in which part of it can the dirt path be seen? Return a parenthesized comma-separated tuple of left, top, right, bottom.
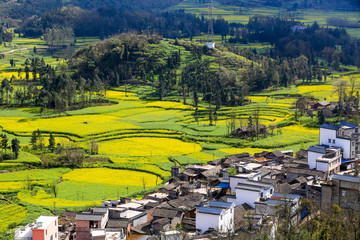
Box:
(0, 46, 48, 55)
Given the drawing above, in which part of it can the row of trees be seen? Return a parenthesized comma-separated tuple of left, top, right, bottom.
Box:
(0, 134, 20, 160)
(18, 7, 239, 40)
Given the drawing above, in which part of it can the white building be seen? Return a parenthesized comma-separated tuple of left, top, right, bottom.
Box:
(307, 145, 341, 173)
(14, 216, 58, 240)
(196, 201, 235, 233)
(319, 123, 359, 159)
(307, 122, 360, 173)
(254, 193, 302, 217)
(227, 180, 274, 208)
(229, 171, 262, 193)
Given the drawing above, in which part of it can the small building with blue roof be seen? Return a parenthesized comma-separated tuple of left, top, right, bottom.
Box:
(196, 201, 235, 234)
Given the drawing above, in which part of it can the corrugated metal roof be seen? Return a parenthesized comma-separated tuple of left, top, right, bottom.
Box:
(332, 174, 360, 183)
(209, 201, 232, 209)
(320, 124, 340, 130)
(339, 122, 358, 128)
(198, 207, 222, 215)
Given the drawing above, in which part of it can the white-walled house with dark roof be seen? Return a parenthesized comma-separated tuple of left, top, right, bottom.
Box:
(196, 201, 235, 234)
(307, 122, 360, 173)
(227, 180, 274, 208)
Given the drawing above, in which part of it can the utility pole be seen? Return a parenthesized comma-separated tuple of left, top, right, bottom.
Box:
(206, 0, 215, 49)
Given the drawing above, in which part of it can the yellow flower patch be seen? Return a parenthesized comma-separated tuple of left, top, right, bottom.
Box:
(99, 137, 202, 156)
(62, 168, 158, 187)
(0, 115, 140, 137)
(18, 190, 100, 208)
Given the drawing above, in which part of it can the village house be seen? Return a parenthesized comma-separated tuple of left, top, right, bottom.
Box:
(227, 180, 274, 208)
(307, 145, 342, 174)
(196, 201, 235, 234)
(306, 122, 360, 173)
(321, 174, 360, 209)
(254, 193, 302, 218)
(319, 122, 359, 160)
(14, 216, 59, 240)
(74, 207, 109, 240)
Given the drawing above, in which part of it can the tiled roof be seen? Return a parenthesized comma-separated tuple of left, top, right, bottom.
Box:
(209, 201, 233, 209)
(198, 207, 222, 215)
(320, 124, 340, 130)
(307, 145, 327, 154)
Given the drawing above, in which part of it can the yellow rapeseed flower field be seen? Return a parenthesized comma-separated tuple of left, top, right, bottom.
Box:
(297, 85, 336, 101)
(146, 101, 194, 109)
(99, 137, 202, 156)
(0, 181, 25, 192)
(220, 147, 272, 155)
(18, 190, 100, 208)
(0, 115, 140, 136)
(62, 168, 158, 187)
(0, 204, 27, 232)
(106, 91, 139, 101)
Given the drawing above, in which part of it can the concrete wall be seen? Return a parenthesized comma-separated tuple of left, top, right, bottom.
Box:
(319, 128, 337, 146)
(219, 207, 234, 233)
(308, 151, 324, 169)
(196, 212, 220, 233)
(32, 217, 58, 240)
(133, 214, 148, 227)
(232, 189, 260, 208)
(229, 177, 247, 193)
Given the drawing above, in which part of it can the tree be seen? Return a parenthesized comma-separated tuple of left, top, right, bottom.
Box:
(1, 134, 8, 154)
(48, 133, 55, 152)
(89, 139, 98, 155)
(37, 129, 44, 150)
(333, 79, 347, 118)
(31, 131, 37, 150)
(318, 110, 325, 124)
(11, 138, 20, 159)
(227, 167, 237, 176)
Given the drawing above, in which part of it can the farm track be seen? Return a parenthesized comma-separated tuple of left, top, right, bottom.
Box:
(0, 47, 48, 55)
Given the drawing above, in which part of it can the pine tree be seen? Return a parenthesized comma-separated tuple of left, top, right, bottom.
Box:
(11, 138, 20, 159)
(1, 134, 8, 154)
(31, 131, 37, 150)
(48, 133, 55, 153)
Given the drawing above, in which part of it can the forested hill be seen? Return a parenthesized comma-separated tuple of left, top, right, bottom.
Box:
(0, 0, 181, 20)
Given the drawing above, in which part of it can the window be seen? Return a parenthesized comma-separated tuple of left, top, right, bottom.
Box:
(55, 220, 57, 226)
(352, 142, 355, 146)
(260, 192, 264, 198)
(352, 151, 355, 156)
(46, 230, 47, 235)
(55, 233, 57, 238)
(333, 139, 336, 144)
(220, 215, 222, 220)
(341, 190, 346, 197)
(50, 235, 53, 240)
(270, 189, 273, 194)
(328, 139, 331, 143)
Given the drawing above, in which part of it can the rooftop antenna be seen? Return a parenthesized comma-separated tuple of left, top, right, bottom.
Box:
(206, 0, 215, 49)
